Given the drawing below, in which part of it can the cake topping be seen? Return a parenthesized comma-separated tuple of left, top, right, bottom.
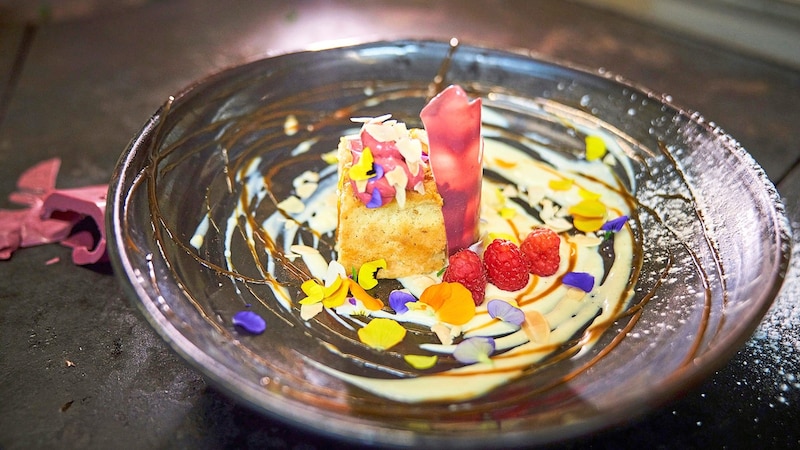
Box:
(420, 85, 483, 255)
(346, 116, 427, 208)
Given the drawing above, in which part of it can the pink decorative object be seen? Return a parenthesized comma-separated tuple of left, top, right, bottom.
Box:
(420, 85, 483, 255)
(0, 158, 108, 264)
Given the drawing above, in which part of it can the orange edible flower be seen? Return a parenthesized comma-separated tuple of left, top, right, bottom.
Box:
(347, 278, 384, 311)
(419, 282, 476, 325)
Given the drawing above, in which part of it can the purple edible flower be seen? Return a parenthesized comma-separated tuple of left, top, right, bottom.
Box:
(486, 300, 525, 326)
(562, 272, 595, 292)
(601, 215, 629, 233)
(371, 164, 385, 180)
(366, 188, 382, 208)
(232, 310, 266, 334)
(389, 290, 416, 314)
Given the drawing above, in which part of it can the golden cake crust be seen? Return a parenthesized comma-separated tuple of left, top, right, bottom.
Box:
(336, 137, 447, 279)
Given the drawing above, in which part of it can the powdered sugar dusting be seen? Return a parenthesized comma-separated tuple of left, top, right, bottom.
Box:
(744, 219, 800, 406)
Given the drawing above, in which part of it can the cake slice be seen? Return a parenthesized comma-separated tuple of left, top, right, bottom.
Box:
(336, 117, 447, 279)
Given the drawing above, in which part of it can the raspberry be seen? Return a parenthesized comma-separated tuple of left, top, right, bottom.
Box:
(442, 249, 487, 305)
(520, 228, 561, 276)
(483, 239, 530, 292)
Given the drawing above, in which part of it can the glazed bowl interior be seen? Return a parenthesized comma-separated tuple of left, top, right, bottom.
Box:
(107, 40, 790, 448)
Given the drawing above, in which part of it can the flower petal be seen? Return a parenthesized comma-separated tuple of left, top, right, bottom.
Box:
(358, 318, 406, 351)
(404, 354, 438, 369)
(420, 282, 476, 325)
(486, 300, 524, 326)
(349, 147, 376, 181)
(569, 199, 607, 218)
(348, 278, 384, 311)
(453, 337, 495, 364)
(298, 279, 324, 305)
(601, 215, 629, 232)
(232, 310, 266, 334)
(389, 290, 415, 314)
(585, 135, 607, 161)
(562, 271, 595, 292)
(357, 258, 386, 290)
(322, 278, 350, 308)
(573, 216, 605, 233)
(549, 178, 574, 191)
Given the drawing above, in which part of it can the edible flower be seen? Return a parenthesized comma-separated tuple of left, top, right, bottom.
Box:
(453, 337, 495, 364)
(347, 278, 384, 311)
(601, 215, 629, 233)
(486, 300, 525, 326)
(499, 207, 517, 219)
(358, 318, 406, 351)
(232, 310, 266, 335)
(549, 178, 574, 191)
(404, 354, 439, 369)
(366, 188, 382, 208)
(349, 147, 376, 181)
(568, 198, 607, 232)
(562, 271, 595, 292)
(585, 135, 607, 161)
(419, 282, 476, 325)
(357, 259, 386, 289)
(389, 290, 416, 314)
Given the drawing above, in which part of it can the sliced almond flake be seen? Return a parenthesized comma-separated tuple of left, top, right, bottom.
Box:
(566, 286, 587, 301)
(324, 260, 347, 288)
(385, 166, 408, 208)
(431, 323, 454, 345)
(355, 178, 368, 193)
(351, 114, 392, 123)
(540, 199, 557, 221)
(568, 233, 603, 247)
(395, 189, 406, 208)
(410, 128, 429, 146)
(277, 196, 305, 214)
(292, 170, 320, 186)
(295, 181, 318, 199)
(365, 122, 403, 142)
(300, 302, 324, 320)
(289, 244, 319, 255)
(413, 181, 425, 195)
(284, 114, 299, 136)
(396, 138, 422, 172)
(522, 310, 550, 343)
(527, 185, 547, 207)
(543, 217, 573, 233)
(502, 184, 519, 198)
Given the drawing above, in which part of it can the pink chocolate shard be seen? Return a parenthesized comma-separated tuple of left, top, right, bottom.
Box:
(420, 85, 483, 255)
(42, 185, 108, 265)
(0, 158, 108, 265)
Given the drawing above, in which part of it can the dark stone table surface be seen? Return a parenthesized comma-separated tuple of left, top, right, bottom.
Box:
(1, 1, 799, 448)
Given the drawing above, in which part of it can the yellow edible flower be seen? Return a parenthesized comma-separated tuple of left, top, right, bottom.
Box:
(349, 147, 376, 181)
(357, 259, 386, 290)
(569, 198, 607, 232)
(358, 318, 406, 351)
(549, 178, 574, 191)
(404, 354, 439, 369)
(585, 135, 607, 161)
